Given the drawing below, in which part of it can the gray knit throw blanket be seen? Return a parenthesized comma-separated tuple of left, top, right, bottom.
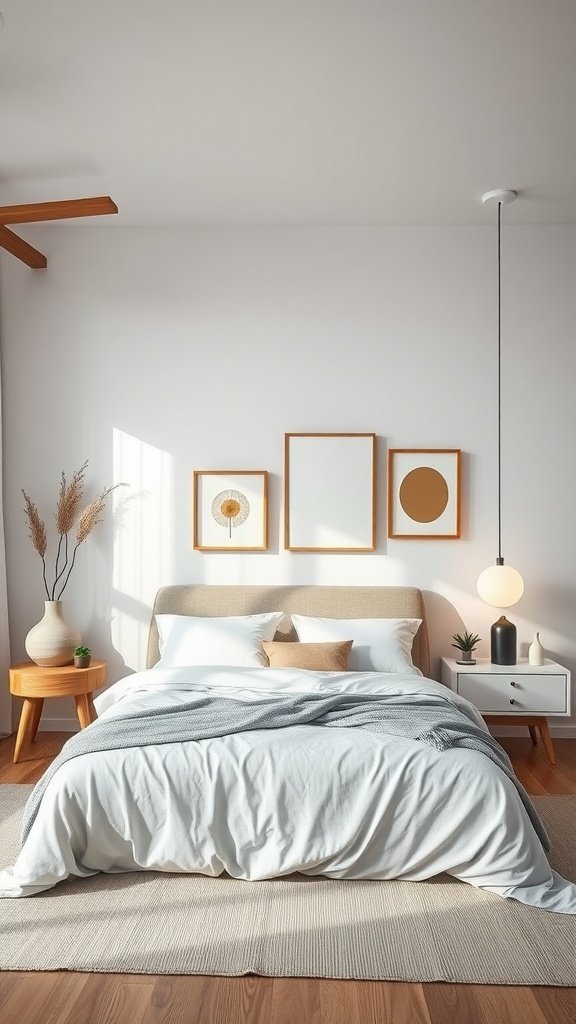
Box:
(21, 689, 549, 849)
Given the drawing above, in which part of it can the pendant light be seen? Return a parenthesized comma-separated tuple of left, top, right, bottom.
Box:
(476, 189, 524, 665)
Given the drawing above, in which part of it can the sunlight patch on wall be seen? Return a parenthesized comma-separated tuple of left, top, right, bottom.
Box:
(111, 428, 174, 670)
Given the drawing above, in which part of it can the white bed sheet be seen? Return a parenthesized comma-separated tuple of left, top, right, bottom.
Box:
(1, 666, 575, 912)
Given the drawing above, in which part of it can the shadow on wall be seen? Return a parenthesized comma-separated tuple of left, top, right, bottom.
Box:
(422, 590, 467, 682)
(518, 581, 576, 676)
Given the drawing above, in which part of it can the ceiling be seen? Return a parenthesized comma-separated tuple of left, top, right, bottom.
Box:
(1, 0, 576, 226)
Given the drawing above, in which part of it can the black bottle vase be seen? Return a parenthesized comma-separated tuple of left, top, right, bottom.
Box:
(491, 615, 517, 665)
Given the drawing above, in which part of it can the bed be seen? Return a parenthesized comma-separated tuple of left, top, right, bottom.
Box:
(1, 584, 575, 913)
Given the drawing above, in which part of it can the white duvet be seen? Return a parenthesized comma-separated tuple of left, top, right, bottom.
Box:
(1, 666, 575, 912)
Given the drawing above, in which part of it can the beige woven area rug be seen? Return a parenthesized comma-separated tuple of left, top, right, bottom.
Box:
(1, 785, 575, 984)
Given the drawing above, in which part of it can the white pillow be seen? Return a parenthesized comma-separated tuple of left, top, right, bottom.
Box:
(155, 612, 284, 668)
(291, 615, 422, 675)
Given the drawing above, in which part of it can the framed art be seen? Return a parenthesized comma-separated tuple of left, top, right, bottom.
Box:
(284, 433, 376, 551)
(387, 449, 461, 539)
(193, 471, 268, 551)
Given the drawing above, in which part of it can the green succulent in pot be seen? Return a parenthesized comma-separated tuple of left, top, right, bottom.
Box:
(451, 631, 481, 663)
(73, 645, 92, 668)
(451, 631, 481, 652)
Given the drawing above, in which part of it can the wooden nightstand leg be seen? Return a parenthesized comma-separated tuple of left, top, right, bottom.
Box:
(74, 693, 96, 730)
(13, 698, 42, 763)
(528, 726, 538, 745)
(538, 719, 556, 765)
(30, 698, 44, 743)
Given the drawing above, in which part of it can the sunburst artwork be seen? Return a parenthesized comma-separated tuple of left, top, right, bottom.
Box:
(194, 471, 268, 551)
(211, 489, 250, 539)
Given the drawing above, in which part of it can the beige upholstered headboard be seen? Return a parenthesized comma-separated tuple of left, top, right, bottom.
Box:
(147, 585, 430, 678)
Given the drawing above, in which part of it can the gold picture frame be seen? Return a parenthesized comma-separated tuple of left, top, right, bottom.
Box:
(193, 470, 268, 551)
(284, 433, 376, 552)
(387, 449, 461, 539)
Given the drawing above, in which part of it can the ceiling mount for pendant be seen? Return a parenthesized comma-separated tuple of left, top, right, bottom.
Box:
(481, 189, 517, 206)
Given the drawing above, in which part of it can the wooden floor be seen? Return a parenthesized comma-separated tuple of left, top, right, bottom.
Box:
(1, 731, 576, 1024)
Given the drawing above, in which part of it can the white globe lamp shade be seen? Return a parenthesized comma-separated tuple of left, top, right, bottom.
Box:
(477, 564, 524, 608)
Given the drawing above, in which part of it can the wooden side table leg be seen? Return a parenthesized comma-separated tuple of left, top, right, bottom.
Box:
(528, 726, 538, 745)
(30, 698, 44, 743)
(87, 694, 97, 723)
(538, 719, 556, 765)
(13, 698, 42, 763)
(74, 693, 95, 730)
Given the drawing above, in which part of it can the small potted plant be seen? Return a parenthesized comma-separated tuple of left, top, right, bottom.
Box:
(74, 645, 92, 669)
(451, 631, 481, 665)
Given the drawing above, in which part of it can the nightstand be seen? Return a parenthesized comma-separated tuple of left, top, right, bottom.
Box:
(9, 660, 106, 763)
(440, 657, 571, 765)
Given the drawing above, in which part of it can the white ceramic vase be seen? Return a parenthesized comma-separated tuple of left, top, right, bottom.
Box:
(528, 631, 545, 667)
(25, 600, 81, 667)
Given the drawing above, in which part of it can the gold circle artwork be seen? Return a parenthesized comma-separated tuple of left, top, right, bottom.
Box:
(212, 489, 250, 538)
(399, 467, 449, 523)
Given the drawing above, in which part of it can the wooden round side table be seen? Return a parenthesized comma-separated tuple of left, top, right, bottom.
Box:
(9, 660, 106, 763)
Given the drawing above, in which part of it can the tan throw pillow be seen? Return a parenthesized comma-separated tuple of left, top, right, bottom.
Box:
(261, 640, 353, 671)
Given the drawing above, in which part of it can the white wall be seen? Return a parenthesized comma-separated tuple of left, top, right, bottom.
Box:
(1, 225, 575, 731)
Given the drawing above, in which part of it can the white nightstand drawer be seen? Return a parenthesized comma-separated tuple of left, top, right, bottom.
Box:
(456, 672, 567, 714)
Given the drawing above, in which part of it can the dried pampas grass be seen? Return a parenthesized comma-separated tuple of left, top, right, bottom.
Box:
(22, 492, 47, 558)
(55, 459, 88, 536)
(76, 486, 118, 545)
(22, 462, 126, 600)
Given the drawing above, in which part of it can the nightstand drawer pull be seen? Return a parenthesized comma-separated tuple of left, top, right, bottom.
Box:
(510, 681, 517, 687)
(509, 698, 515, 705)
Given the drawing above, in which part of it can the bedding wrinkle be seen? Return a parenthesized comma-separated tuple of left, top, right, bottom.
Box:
(83, 753, 160, 872)
(186, 743, 237, 874)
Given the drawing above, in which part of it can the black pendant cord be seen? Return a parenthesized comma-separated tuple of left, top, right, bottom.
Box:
(497, 200, 503, 566)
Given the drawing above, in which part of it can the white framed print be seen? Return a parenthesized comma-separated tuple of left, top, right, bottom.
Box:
(387, 449, 461, 539)
(284, 433, 376, 551)
(193, 471, 268, 551)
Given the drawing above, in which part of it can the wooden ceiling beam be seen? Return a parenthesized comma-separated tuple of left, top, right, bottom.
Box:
(0, 196, 118, 225)
(0, 226, 47, 269)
